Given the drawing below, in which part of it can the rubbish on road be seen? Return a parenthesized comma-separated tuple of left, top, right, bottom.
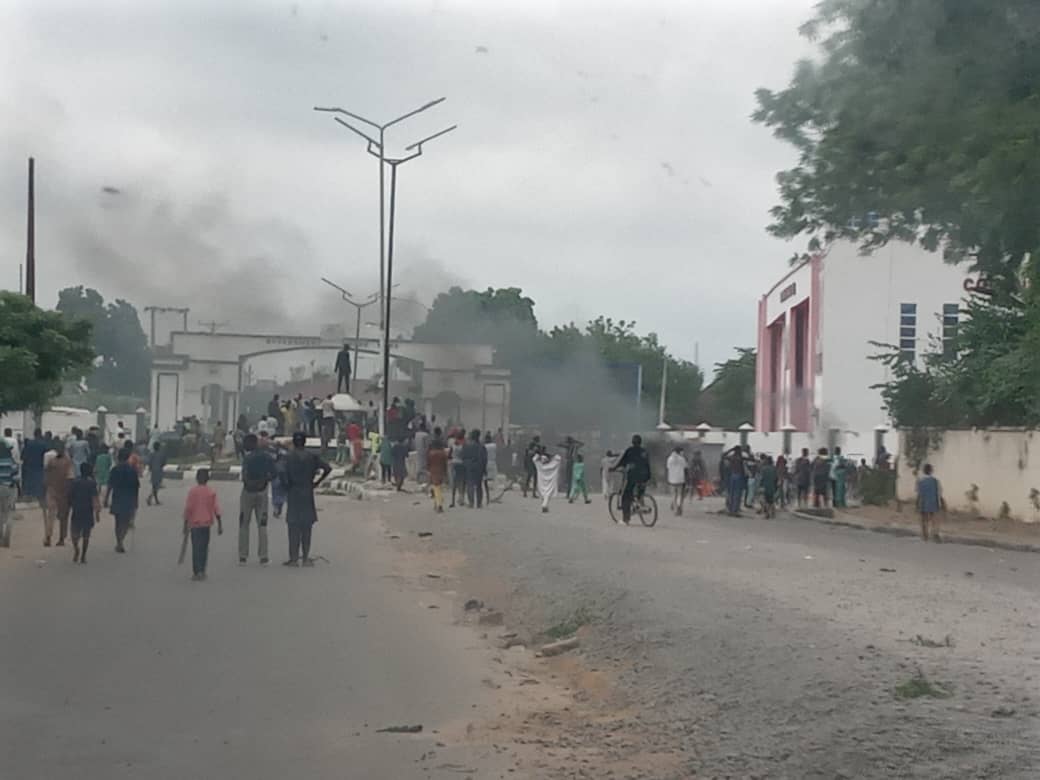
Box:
(910, 634, 955, 648)
(541, 636, 580, 657)
(478, 610, 504, 626)
(426, 573, 441, 579)
(464, 599, 484, 611)
(418, 531, 433, 538)
(879, 567, 896, 573)
(376, 724, 424, 734)
(34, 559, 47, 567)
(964, 571, 975, 577)
(992, 706, 1016, 718)
(803, 555, 815, 560)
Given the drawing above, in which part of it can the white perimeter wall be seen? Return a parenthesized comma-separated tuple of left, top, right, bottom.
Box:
(819, 241, 967, 436)
(897, 429, 1040, 523)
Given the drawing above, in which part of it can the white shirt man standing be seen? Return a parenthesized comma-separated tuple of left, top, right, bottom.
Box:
(666, 447, 688, 516)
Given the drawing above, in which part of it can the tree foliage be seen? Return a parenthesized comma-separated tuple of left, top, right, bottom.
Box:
(0, 292, 95, 415)
(56, 286, 151, 396)
(754, 0, 1040, 282)
(413, 289, 704, 426)
(755, 0, 1040, 427)
(697, 348, 756, 429)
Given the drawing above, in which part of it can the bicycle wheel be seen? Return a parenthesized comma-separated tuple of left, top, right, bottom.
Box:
(635, 494, 658, 527)
(607, 492, 623, 524)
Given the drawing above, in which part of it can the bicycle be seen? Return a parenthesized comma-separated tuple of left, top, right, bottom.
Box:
(607, 479, 658, 527)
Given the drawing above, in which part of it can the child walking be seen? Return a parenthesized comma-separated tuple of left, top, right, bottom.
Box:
(568, 453, 591, 504)
(68, 462, 101, 564)
(182, 469, 223, 580)
(916, 463, 944, 542)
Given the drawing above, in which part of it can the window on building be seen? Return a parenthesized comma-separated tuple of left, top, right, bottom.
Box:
(942, 303, 959, 358)
(899, 303, 916, 361)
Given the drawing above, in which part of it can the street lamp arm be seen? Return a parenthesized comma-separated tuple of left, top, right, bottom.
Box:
(384, 97, 447, 129)
(314, 106, 382, 130)
(320, 277, 352, 298)
(332, 117, 380, 146)
(405, 124, 458, 152)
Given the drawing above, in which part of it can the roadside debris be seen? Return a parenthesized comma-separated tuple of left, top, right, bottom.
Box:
(376, 724, 423, 734)
(879, 567, 896, 573)
(478, 610, 504, 626)
(910, 634, 955, 648)
(541, 636, 580, 657)
(464, 599, 484, 612)
(417, 531, 433, 538)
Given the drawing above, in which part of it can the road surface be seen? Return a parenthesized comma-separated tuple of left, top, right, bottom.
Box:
(0, 479, 515, 780)
(2, 478, 1037, 779)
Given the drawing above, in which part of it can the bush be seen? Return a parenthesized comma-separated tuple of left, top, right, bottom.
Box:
(861, 468, 896, 506)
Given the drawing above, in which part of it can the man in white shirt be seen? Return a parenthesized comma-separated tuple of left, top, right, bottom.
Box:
(666, 446, 689, 516)
(319, 394, 336, 455)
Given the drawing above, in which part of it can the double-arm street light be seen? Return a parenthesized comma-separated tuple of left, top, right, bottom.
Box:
(314, 99, 456, 433)
(320, 277, 380, 379)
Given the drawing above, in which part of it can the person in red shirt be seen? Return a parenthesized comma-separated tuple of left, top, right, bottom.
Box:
(347, 419, 363, 471)
(182, 469, 223, 581)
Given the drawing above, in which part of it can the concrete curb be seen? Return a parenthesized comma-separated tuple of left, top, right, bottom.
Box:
(788, 510, 1040, 555)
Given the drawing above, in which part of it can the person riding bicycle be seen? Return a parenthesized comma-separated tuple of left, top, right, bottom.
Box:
(611, 434, 651, 524)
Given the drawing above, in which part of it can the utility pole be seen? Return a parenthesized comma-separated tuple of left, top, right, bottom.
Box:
(25, 157, 35, 303)
(314, 99, 456, 434)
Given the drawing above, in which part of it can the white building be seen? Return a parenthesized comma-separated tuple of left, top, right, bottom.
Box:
(754, 240, 968, 454)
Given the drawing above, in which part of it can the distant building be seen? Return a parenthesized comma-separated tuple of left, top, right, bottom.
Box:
(754, 240, 967, 451)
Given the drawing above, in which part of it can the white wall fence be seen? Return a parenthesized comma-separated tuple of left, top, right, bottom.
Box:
(0, 408, 144, 442)
(896, 428, 1040, 523)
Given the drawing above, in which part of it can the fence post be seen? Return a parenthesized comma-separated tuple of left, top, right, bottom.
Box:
(135, 406, 148, 444)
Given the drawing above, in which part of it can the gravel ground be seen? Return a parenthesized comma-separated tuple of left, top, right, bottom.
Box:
(374, 486, 1040, 779)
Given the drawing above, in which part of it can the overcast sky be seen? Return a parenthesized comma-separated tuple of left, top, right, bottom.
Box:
(0, 0, 816, 372)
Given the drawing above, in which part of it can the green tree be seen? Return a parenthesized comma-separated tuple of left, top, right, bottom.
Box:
(754, 0, 1040, 427)
(753, 0, 1040, 282)
(0, 292, 95, 415)
(56, 287, 151, 396)
(412, 287, 540, 367)
(697, 349, 756, 429)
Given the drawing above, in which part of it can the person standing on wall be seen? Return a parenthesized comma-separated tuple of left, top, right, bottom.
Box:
(283, 432, 331, 567)
(335, 343, 352, 393)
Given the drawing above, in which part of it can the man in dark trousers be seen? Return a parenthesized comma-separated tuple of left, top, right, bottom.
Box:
(239, 433, 276, 565)
(104, 449, 140, 553)
(335, 343, 352, 393)
(284, 432, 332, 567)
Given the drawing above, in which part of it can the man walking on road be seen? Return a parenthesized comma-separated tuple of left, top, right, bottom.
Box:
(427, 429, 448, 513)
(283, 432, 332, 567)
(43, 441, 74, 546)
(522, 436, 541, 498)
(239, 433, 276, 565)
(105, 448, 140, 553)
(666, 446, 688, 516)
(794, 448, 812, 508)
(183, 468, 223, 580)
(146, 442, 166, 506)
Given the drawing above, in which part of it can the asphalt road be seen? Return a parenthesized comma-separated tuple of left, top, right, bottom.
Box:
(0, 480, 513, 780)
(376, 486, 1040, 779)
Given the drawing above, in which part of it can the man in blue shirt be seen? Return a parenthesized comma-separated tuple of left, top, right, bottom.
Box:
(916, 463, 944, 542)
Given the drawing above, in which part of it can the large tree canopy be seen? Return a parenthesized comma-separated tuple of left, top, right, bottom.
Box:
(0, 292, 95, 415)
(754, 0, 1040, 282)
(755, 0, 1040, 427)
(56, 286, 151, 396)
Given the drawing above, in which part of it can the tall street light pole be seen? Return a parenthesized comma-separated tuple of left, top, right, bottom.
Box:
(313, 98, 446, 331)
(320, 277, 381, 378)
(369, 126, 457, 432)
(314, 100, 455, 434)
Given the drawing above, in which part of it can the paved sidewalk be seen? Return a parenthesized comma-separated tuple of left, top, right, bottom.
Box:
(792, 503, 1040, 554)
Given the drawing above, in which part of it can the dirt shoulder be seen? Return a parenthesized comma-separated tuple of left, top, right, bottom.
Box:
(827, 504, 1040, 552)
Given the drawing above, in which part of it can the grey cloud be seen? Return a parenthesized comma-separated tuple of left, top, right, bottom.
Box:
(1, 0, 817, 371)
